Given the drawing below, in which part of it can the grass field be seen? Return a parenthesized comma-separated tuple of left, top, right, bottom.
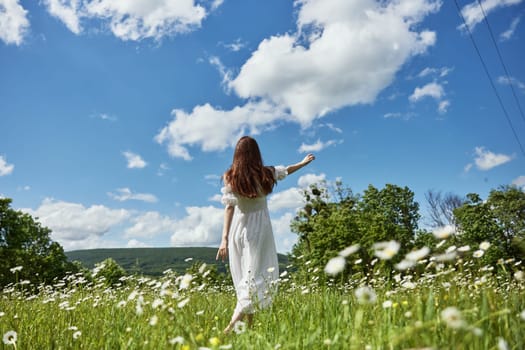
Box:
(1, 254, 524, 349)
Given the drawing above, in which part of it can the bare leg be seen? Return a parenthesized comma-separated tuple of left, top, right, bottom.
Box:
(223, 312, 245, 334)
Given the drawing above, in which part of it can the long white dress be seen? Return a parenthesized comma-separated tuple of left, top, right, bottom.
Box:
(221, 166, 287, 321)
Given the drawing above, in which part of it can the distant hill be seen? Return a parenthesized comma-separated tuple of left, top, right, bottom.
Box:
(66, 247, 290, 277)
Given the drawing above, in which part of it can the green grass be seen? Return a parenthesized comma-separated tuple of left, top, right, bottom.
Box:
(1, 261, 524, 349)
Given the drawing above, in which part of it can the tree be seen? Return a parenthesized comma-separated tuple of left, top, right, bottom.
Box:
(290, 182, 421, 281)
(453, 186, 525, 265)
(424, 190, 465, 227)
(92, 258, 126, 286)
(0, 198, 76, 286)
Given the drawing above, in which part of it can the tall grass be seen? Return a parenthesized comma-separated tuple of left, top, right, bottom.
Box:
(1, 257, 524, 349)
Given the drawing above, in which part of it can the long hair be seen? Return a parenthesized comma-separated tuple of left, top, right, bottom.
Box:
(224, 136, 276, 198)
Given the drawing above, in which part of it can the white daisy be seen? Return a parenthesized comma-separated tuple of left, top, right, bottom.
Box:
(2, 331, 17, 345)
(324, 256, 346, 275)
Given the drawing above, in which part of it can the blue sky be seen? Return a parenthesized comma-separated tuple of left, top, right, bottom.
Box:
(1, 0, 524, 253)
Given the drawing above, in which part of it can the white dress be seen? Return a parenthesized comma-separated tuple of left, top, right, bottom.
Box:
(221, 166, 287, 320)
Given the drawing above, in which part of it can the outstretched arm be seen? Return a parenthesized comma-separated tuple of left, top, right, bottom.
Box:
(286, 153, 315, 175)
(216, 205, 234, 262)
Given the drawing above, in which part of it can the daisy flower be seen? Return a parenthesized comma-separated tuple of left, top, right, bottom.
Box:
(324, 256, 346, 275)
(233, 321, 246, 334)
(355, 286, 377, 305)
(373, 241, 400, 260)
(440, 307, 465, 329)
(2, 331, 17, 345)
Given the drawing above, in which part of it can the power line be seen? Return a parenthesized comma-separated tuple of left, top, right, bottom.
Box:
(453, 0, 525, 158)
(476, 0, 525, 125)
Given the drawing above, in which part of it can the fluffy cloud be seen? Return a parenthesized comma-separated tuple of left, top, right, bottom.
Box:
(125, 211, 176, 238)
(298, 139, 340, 153)
(170, 206, 224, 246)
(230, 0, 439, 125)
(458, 0, 522, 32)
(43, 0, 215, 41)
(500, 16, 521, 41)
(0, 155, 14, 176)
(0, 0, 29, 45)
(158, 0, 441, 159)
(23, 198, 130, 250)
(155, 100, 288, 160)
(472, 146, 513, 170)
(123, 151, 147, 169)
(409, 82, 444, 102)
(108, 188, 158, 203)
(127, 239, 151, 248)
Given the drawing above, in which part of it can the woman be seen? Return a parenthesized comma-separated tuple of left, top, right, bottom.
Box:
(216, 136, 315, 334)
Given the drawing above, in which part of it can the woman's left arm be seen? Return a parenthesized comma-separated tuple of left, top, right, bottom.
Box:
(216, 205, 234, 261)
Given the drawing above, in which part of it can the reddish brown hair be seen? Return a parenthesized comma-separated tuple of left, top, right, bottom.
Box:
(223, 136, 276, 198)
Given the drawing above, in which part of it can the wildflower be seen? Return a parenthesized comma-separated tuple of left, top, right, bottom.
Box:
(433, 225, 455, 239)
(355, 286, 377, 305)
(323, 338, 332, 345)
(513, 271, 524, 281)
(404, 311, 412, 318)
(184, 257, 193, 262)
(479, 241, 490, 251)
(267, 267, 275, 273)
(219, 345, 233, 350)
(126, 327, 132, 332)
(234, 320, 246, 334)
(395, 260, 415, 270)
(196, 310, 204, 316)
(280, 271, 288, 277)
(0, 312, 4, 317)
(180, 274, 193, 289)
(199, 263, 207, 274)
(406, 247, 430, 261)
(152, 298, 163, 309)
(149, 315, 158, 326)
(73, 331, 81, 340)
(177, 298, 190, 308)
(324, 256, 346, 275)
(339, 244, 360, 257)
(354, 259, 362, 264)
(209, 337, 220, 346)
(117, 300, 126, 308)
(2, 331, 17, 345)
(373, 241, 400, 260)
(497, 337, 509, 350)
(382, 300, 393, 308)
(169, 336, 184, 345)
(441, 307, 465, 329)
(127, 290, 139, 301)
(473, 250, 484, 258)
(9, 266, 22, 273)
(434, 251, 457, 262)
(457, 245, 470, 252)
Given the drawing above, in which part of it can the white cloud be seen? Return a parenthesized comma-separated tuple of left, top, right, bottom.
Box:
(157, 0, 441, 158)
(298, 139, 339, 153)
(43, 0, 218, 41)
(500, 16, 521, 41)
(498, 75, 525, 91)
(221, 38, 246, 52)
(108, 188, 158, 203)
(170, 206, 224, 246)
(0, 0, 29, 45)
(229, 0, 440, 126)
(409, 82, 444, 102)
(473, 146, 513, 170)
(268, 188, 305, 212)
(123, 151, 147, 168)
(297, 173, 326, 188)
(417, 66, 453, 78)
(155, 100, 288, 160)
(23, 198, 130, 250)
(512, 175, 525, 190)
(43, 0, 82, 34)
(268, 173, 326, 212)
(0, 155, 14, 176)
(438, 100, 450, 114)
(125, 211, 176, 238)
(127, 239, 151, 248)
(458, 0, 522, 32)
(209, 56, 233, 89)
